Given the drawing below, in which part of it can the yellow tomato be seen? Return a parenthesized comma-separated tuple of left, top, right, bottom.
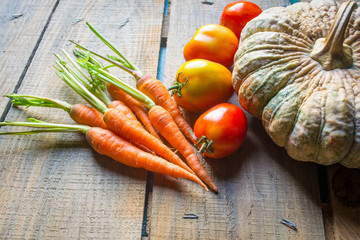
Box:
(170, 59, 234, 113)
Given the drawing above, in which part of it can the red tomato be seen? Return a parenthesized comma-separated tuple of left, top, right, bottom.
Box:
(183, 24, 239, 68)
(171, 59, 234, 113)
(194, 103, 247, 159)
(220, 1, 262, 39)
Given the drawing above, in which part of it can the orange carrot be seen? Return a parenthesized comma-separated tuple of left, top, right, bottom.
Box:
(81, 64, 218, 192)
(107, 84, 161, 140)
(136, 75, 196, 144)
(55, 61, 195, 176)
(108, 100, 139, 124)
(6, 94, 155, 154)
(75, 23, 196, 143)
(86, 127, 205, 190)
(108, 100, 156, 154)
(57, 48, 218, 191)
(69, 103, 107, 129)
(61, 47, 218, 192)
(103, 107, 194, 175)
(148, 105, 217, 192)
(6, 94, 107, 129)
(0, 120, 208, 191)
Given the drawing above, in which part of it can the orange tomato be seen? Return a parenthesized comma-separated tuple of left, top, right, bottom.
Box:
(220, 1, 262, 39)
(183, 24, 239, 68)
(194, 103, 248, 159)
(170, 59, 234, 113)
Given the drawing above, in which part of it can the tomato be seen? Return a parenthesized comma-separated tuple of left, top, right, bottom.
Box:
(194, 103, 247, 159)
(170, 59, 234, 113)
(220, 1, 262, 39)
(183, 24, 239, 68)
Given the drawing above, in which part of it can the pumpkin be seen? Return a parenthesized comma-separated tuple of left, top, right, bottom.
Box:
(232, 0, 360, 168)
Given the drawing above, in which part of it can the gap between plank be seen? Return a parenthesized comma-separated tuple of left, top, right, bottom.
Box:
(317, 165, 329, 203)
(0, 0, 60, 123)
(141, 0, 170, 238)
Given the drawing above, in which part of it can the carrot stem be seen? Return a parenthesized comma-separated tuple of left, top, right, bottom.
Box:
(70, 40, 142, 80)
(73, 49, 155, 109)
(6, 94, 72, 112)
(73, 49, 153, 108)
(93, 67, 155, 109)
(54, 56, 108, 114)
(58, 51, 112, 106)
(0, 118, 90, 134)
(85, 22, 140, 73)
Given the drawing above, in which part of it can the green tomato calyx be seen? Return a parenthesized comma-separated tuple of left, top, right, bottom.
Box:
(190, 130, 214, 155)
(168, 72, 188, 98)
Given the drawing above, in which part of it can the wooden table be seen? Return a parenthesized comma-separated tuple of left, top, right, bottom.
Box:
(1, 0, 359, 239)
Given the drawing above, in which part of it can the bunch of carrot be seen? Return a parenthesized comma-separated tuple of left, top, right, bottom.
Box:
(1, 22, 218, 193)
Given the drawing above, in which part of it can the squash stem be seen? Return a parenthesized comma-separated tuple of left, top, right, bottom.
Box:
(310, 1, 357, 70)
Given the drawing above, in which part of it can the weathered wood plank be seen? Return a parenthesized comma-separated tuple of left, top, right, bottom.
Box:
(148, 1, 326, 239)
(0, 0, 164, 239)
(325, 165, 360, 240)
(0, 0, 57, 114)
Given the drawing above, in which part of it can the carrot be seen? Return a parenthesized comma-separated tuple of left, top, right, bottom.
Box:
(6, 94, 155, 154)
(6, 94, 107, 129)
(107, 100, 156, 154)
(73, 22, 196, 144)
(0, 119, 208, 191)
(56, 53, 161, 155)
(55, 57, 195, 176)
(108, 100, 139, 124)
(148, 105, 217, 192)
(102, 106, 195, 176)
(136, 75, 196, 144)
(60, 51, 218, 192)
(69, 103, 107, 128)
(72, 50, 162, 141)
(107, 84, 161, 140)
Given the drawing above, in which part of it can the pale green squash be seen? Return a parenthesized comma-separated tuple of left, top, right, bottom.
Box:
(232, 0, 360, 168)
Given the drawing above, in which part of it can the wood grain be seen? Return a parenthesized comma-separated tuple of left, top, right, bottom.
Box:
(324, 165, 360, 240)
(0, 0, 57, 114)
(0, 0, 164, 239)
(148, 0, 326, 239)
(1, 0, 360, 239)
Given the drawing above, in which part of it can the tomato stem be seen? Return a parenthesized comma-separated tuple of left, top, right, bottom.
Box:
(190, 130, 214, 155)
(195, 136, 214, 155)
(168, 72, 188, 97)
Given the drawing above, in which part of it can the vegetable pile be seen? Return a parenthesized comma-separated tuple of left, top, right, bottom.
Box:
(1, 23, 218, 192)
(171, 1, 262, 159)
(1, 1, 260, 193)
